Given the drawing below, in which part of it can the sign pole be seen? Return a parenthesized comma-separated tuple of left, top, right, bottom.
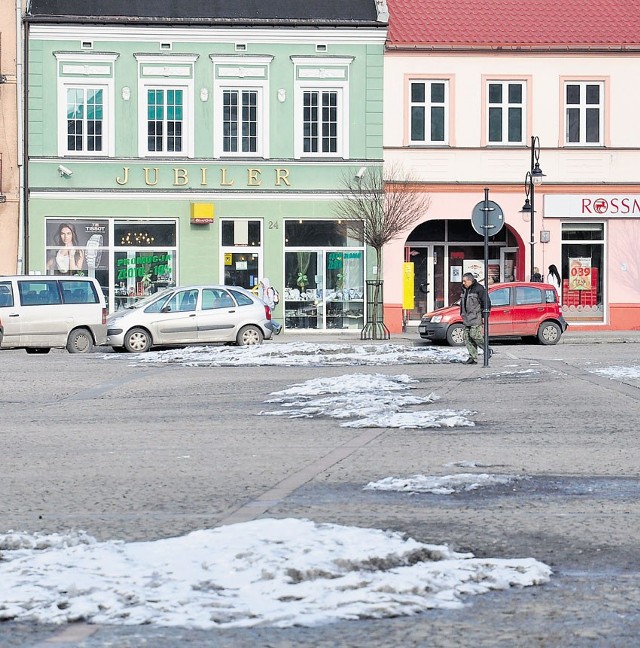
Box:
(482, 188, 490, 367)
(471, 192, 503, 368)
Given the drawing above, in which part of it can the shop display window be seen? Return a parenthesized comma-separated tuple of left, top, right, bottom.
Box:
(45, 219, 177, 312)
(561, 223, 604, 322)
(284, 220, 364, 330)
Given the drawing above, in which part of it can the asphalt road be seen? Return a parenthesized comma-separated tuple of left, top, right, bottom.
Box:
(1, 334, 640, 647)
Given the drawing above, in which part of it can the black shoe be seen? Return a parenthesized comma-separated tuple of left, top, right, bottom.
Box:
(488, 348, 494, 358)
(464, 358, 477, 364)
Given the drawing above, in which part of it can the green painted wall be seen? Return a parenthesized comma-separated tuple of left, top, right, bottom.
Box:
(26, 24, 385, 310)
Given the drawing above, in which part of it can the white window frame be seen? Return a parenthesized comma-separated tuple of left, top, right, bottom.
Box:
(564, 81, 604, 146)
(55, 53, 117, 157)
(292, 56, 352, 160)
(212, 56, 271, 159)
(298, 87, 343, 157)
(136, 55, 196, 158)
(408, 79, 449, 145)
(214, 83, 268, 158)
(486, 80, 525, 145)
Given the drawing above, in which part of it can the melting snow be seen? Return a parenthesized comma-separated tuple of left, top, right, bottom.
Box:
(259, 373, 475, 429)
(364, 473, 524, 495)
(104, 342, 464, 367)
(0, 519, 550, 629)
(591, 365, 640, 381)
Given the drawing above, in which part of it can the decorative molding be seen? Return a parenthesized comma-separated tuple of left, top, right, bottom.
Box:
(298, 68, 346, 80)
(61, 64, 111, 76)
(217, 67, 267, 79)
(141, 65, 191, 77)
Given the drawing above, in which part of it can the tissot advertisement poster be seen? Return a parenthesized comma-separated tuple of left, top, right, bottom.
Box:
(45, 219, 109, 274)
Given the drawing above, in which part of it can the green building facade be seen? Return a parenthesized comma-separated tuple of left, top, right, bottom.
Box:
(25, 3, 386, 330)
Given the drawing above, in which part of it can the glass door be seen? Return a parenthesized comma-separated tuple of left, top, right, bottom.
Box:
(405, 245, 443, 321)
(500, 247, 518, 282)
(220, 219, 262, 290)
(284, 250, 323, 329)
(223, 252, 260, 290)
(325, 250, 364, 329)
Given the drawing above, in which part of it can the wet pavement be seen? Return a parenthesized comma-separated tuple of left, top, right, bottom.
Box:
(1, 334, 640, 646)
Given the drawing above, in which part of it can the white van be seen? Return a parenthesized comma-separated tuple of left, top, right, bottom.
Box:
(0, 276, 107, 353)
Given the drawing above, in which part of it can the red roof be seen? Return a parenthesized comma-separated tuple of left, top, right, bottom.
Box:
(387, 0, 640, 49)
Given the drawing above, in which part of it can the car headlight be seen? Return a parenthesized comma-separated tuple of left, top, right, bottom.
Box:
(431, 315, 443, 323)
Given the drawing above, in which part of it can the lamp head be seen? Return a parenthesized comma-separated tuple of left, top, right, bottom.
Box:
(531, 162, 545, 186)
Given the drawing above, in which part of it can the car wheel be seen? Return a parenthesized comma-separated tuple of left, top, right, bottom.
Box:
(446, 323, 465, 346)
(25, 347, 51, 354)
(236, 325, 263, 346)
(66, 328, 94, 353)
(537, 321, 562, 345)
(124, 327, 152, 353)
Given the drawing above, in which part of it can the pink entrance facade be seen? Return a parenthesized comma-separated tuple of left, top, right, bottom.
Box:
(382, 186, 640, 334)
(382, 0, 640, 334)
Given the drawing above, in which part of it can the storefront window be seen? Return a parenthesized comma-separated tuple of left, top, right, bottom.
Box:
(561, 223, 604, 322)
(114, 250, 175, 309)
(221, 220, 261, 247)
(285, 219, 363, 247)
(46, 219, 177, 312)
(45, 218, 110, 303)
(113, 222, 177, 309)
(284, 220, 365, 330)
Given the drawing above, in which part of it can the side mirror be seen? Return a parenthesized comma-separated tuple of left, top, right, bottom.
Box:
(161, 305, 172, 313)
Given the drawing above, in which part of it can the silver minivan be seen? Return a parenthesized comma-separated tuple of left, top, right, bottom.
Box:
(0, 276, 107, 353)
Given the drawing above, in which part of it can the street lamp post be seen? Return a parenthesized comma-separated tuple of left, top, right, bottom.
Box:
(521, 136, 545, 280)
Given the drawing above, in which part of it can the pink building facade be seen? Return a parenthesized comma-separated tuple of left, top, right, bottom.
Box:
(382, 0, 640, 333)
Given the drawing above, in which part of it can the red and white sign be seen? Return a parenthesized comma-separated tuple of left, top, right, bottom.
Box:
(568, 257, 592, 291)
(544, 194, 640, 218)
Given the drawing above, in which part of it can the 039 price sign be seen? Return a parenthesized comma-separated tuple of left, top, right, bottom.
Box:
(569, 257, 592, 291)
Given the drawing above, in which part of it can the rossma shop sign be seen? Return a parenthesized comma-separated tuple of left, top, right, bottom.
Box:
(545, 195, 640, 218)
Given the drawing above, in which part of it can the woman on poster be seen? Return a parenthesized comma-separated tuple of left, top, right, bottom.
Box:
(47, 223, 86, 274)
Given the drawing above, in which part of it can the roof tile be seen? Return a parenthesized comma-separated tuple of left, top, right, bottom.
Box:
(388, 0, 640, 47)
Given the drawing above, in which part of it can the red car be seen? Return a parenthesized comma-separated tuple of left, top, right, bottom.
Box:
(418, 281, 568, 346)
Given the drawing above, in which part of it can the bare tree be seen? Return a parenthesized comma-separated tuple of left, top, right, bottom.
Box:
(334, 163, 431, 274)
(334, 163, 431, 338)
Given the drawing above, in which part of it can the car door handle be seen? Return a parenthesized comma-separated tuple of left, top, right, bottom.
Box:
(189, 313, 196, 317)
(9, 313, 19, 317)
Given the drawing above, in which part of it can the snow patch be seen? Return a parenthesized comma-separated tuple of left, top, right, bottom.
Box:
(0, 519, 550, 629)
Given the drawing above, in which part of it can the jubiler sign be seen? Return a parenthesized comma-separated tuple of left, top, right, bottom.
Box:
(545, 194, 640, 218)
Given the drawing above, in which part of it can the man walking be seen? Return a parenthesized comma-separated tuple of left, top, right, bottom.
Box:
(460, 272, 491, 364)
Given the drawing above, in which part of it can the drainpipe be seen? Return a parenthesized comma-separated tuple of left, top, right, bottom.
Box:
(16, 0, 25, 273)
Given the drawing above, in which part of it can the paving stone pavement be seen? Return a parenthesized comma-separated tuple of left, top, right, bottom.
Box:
(1, 332, 639, 647)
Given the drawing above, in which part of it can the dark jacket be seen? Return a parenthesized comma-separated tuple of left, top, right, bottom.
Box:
(460, 280, 491, 326)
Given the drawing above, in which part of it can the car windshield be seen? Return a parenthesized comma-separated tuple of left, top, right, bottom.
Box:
(124, 288, 174, 310)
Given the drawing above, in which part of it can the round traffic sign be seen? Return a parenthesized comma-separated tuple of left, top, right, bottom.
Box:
(471, 200, 504, 237)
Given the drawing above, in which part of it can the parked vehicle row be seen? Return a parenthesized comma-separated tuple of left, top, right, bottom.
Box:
(1, 277, 567, 354)
(418, 281, 568, 346)
(0, 278, 274, 354)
